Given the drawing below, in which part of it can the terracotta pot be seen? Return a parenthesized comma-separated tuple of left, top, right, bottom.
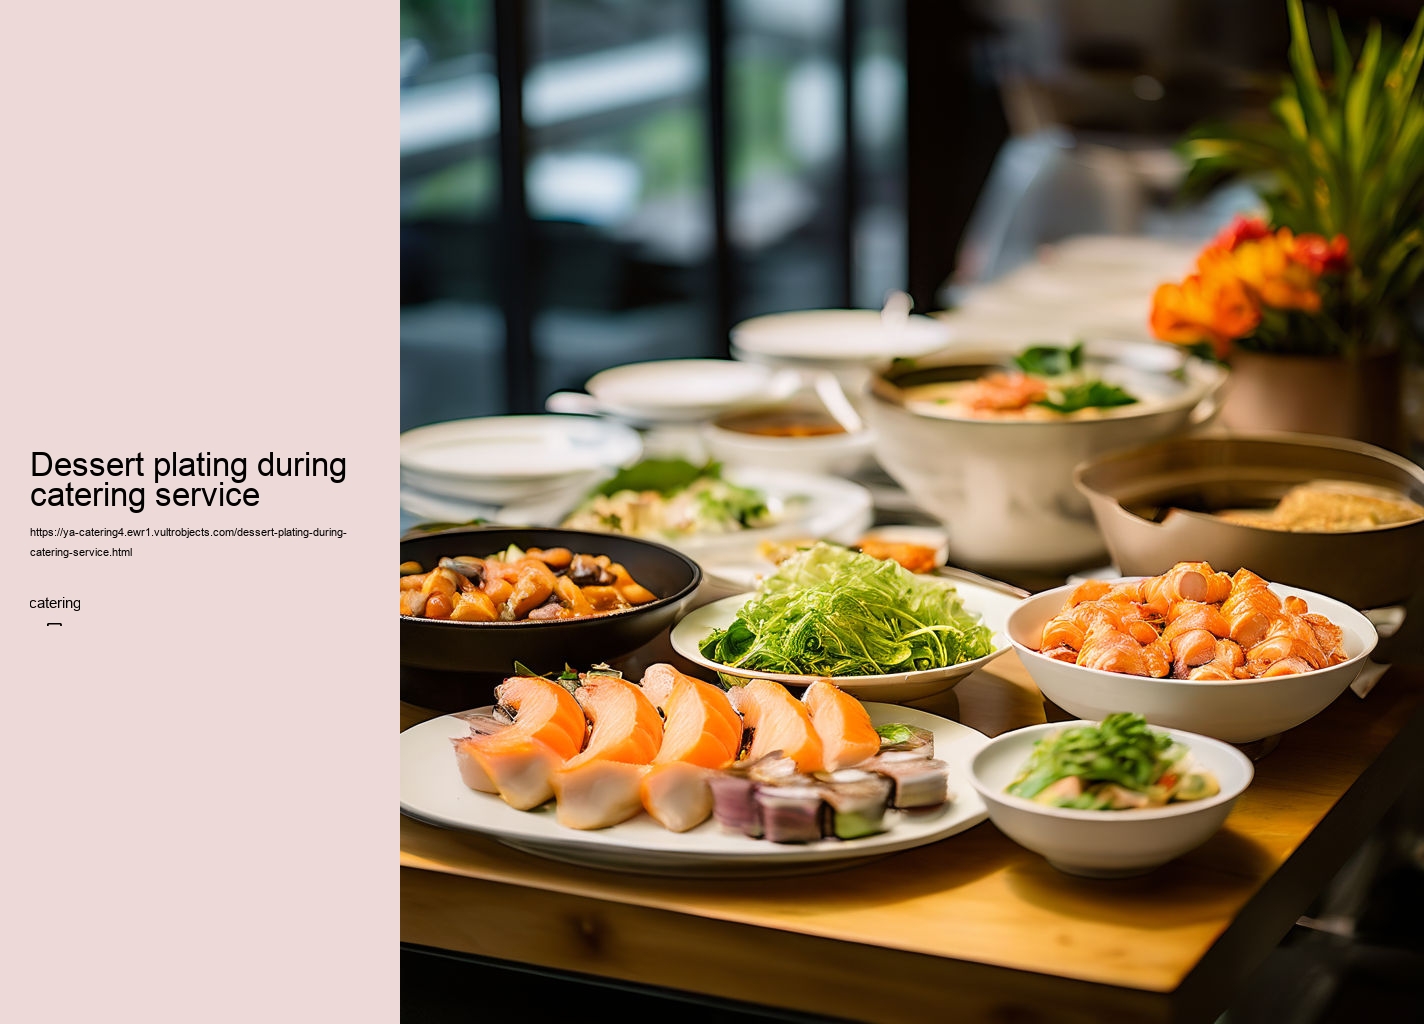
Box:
(1219, 347, 1406, 453)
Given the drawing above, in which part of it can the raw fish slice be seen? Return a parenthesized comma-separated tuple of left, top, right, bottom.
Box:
(490, 675, 587, 760)
(638, 662, 680, 711)
(818, 769, 894, 839)
(755, 785, 828, 844)
(802, 679, 881, 770)
(551, 759, 647, 829)
(459, 733, 563, 810)
(737, 679, 825, 772)
(861, 751, 952, 808)
(649, 667, 742, 768)
(708, 770, 761, 837)
(563, 676, 663, 770)
(639, 761, 714, 833)
(451, 736, 499, 793)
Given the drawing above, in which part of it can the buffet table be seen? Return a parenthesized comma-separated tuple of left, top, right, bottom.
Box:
(399, 575, 1424, 1024)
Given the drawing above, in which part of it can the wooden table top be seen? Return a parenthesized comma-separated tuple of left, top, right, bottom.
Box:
(400, 611, 1424, 1024)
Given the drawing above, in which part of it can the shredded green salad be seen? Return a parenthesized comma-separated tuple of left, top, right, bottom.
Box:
(1006, 713, 1220, 811)
(698, 542, 994, 676)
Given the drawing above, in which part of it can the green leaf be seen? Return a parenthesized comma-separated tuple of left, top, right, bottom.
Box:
(590, 458, 721, 497)
(1012, 342, 1083, 376)
(1034, 381, 1139, 415)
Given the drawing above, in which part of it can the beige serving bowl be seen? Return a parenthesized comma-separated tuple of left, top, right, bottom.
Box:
(1073, 432, 1424, 610)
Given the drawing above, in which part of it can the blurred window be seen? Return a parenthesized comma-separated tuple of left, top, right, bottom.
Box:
(400, 0, 906, 420)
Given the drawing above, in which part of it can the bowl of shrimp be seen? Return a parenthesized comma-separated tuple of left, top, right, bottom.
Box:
(399, 526, 703, 683)
(1005, 561, 1378, 744)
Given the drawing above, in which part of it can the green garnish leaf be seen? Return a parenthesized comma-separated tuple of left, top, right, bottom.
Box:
(698, 543, 994, 676)
(876, 723, 916, 745)
(590, 458, 723, 497)
(1034, 380, 1138, 414)
(1013, 343, 1084, 377)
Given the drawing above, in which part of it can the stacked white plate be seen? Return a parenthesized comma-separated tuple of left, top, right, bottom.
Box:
(399, 414, 644, 522)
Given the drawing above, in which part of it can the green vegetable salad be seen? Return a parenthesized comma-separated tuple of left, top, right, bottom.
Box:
(1007, 713, 1220, 810)
(699, 542, 994, 676)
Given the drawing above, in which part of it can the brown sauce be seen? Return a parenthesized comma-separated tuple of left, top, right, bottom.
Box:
(716, 409, 846, 437)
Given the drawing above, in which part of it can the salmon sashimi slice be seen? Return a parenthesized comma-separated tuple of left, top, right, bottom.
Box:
(802, 679, 881, 770)
(639, 761, 715, 832)
(450, 676, 584, 801)
(648, 667, 743, 768)
(563, 676, 663, 771)
(551, 759, 648, 830)
(456, 732, 564, 810)
(490, 675, 587, 760)
(737, 678, 825, 772)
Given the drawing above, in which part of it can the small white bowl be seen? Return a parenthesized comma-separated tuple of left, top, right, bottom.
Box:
(585, 359, 800, 423)
(968, 720, 1254, 878)
(700, 414, 875, 477)
(1006, 581, 1379, 744)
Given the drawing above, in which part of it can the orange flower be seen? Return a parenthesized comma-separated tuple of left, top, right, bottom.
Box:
(1207, 215, 1271, 253)
(1204, 235, 1321, 313)
(1285, 229, 1349, 275)
(1150, 271, 1261, 359)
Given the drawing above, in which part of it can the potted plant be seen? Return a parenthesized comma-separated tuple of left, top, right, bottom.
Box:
(1150, 0, 1423, 452)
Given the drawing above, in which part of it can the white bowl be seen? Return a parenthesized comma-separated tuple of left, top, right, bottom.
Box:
(398, 415, 643, 505)
(731, 308, 954, 403)
(863, 338, 1228, 572)
(700, 417, 875, 477)
(968, 720, 1254, 877)
(585, 359, 801, 423)
(1005, 581, 1379, 744)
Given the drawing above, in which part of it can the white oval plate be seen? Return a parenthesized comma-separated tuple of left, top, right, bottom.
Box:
(670, 576, 1022, 702)
(499, 467, 875, 561)
(400, 702, 989, 877)
(586, 359, 801, 423)
(730, 309, 953, 362)
(399, 415, 643, 503)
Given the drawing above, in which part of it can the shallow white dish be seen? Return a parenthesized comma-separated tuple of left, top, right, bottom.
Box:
(500, 466, 875, 561)
(399, 415, 643, 504)
(967, 720, 1254, 878)
(670, 576, 1021, 702)
(1006, 580, 1378, 744)
(584, 359, 801, 424)
(399, 702, 990, 877)
(731, 308, 953, 362)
